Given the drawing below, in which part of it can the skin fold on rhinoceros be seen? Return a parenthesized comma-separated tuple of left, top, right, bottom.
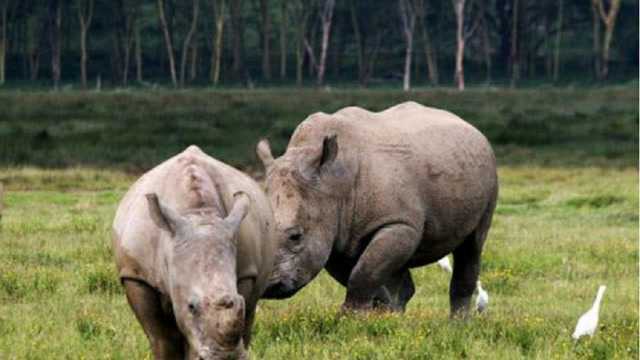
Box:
(257, 101, 498, 317)
(112, 145, 274, 359)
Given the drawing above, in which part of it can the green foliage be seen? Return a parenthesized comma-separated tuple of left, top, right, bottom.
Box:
(0, 87, 637, 172)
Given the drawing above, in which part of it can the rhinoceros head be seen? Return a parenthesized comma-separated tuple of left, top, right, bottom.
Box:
(146, 192, 250, 359)
(256, 135, 352, 299)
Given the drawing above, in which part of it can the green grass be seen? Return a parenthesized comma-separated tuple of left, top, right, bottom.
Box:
(0, 86, 637, 169)
(0, 88, 637, 359)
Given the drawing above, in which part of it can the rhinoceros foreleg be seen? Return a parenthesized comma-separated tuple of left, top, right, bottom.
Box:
(237, 278, 256, 348)
(377, 270, 415, 312)
(123, 279, 186, 359)
(343, 223, 420, 311)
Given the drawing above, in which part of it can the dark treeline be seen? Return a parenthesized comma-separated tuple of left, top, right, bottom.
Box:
(0, 0, 637, 89)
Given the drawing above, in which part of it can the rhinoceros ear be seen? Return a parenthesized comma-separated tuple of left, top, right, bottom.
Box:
(319, 134, 338, 169)
(256, 139, 274, 170)
(301, 134, 339, 180)
(146, 193, 187, 237)
(225, 191, 250, 233)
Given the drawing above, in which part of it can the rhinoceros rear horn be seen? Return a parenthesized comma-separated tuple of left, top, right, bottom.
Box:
(226, 192, 250, 232)
(146, 193, 187, 236)
(256, 139, 274, 170)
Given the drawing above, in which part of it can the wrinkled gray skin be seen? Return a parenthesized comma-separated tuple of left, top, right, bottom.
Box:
(113, 145, 274, 359)
(257, 102, 498, 317)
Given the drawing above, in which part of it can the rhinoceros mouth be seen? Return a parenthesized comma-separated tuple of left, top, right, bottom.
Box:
(262, 281, 301, 299)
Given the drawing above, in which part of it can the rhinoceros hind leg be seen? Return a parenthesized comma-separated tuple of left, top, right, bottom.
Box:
(344, 223, 420, 311)
(449, 233, 480, 318)
(123, 279, 185, 359)
(449, 201, 494, 318)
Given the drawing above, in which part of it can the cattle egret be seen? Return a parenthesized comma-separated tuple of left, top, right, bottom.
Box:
(572, 285, 607, 340)
(437, 256, 452, 273)
(475, 281, 489, 313)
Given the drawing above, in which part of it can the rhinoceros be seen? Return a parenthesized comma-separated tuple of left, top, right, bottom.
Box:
(257, 102, 498, 316)
(112, 145, 274, 359)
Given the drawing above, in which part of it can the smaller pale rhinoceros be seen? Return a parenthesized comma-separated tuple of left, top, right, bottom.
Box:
(112, 145, 274, 359)
(257, 101, 498, 317)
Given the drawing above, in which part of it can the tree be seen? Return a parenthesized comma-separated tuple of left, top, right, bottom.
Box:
(279, 0, 288, 79)
(510, 0, 520, 87)
(316, 0, 335, 86)
(592, 0, 621, 79)
(452, 0, 482, 90)
(399, 0, 416, 91)
(24, 2, 46, 81)
(415, 0, 438, 85)
(553, 0, 563, 82)
(76, 0, 94, 89)
(157, 0, 177, 87)
(117, 0, 141, 86)
(350, 0, 385, 87)
(229, 0, 245, 78)
(209, 0, 226, 85)
(179, 0, 200, 87)
(48, 0, 62, 89)
(259, 0, 272, 80)
(0, 0, 13, 85)
(290, 0, 310, 85)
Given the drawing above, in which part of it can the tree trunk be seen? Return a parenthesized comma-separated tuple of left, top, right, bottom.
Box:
(49, 0, 62, 89)
(230, 0, 244, 78)
(292, 0, 309, 86)
(77, 0, 94, 89)
(157, 0, 178, 87)
(453, 0, 465, 91)
(591, 0, 601, 79)
(349, 0, 365, 85)
(593, 0, 621, 80)
(279, 0, 288, 79)
(190, 40, 198, 81)
(210, 0, 225, 85)
(553, 0, 563, 82)
(415, 0, 438, 85)
(25, 7, 43, 81)
(510, 0, 519, 88)
(362, 32, 383, 86)
(316, 0, 335, 86)
(480, 7, 492, 83)
(120, 2, 138, 87)
(260, 0, 271, 80)
(179, 0, 200, 87)
(135, 22, 143, 82)
(399, 0, 416, 91)
(0, 1, 8, 86)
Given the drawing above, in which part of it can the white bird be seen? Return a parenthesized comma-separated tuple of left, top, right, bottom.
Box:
(475, 281, 489, 313)
(572, 285, 607, 340)
(437, 256, 452, 273)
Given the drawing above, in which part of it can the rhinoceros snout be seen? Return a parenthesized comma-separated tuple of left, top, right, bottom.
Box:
(209, 294, 245, 349)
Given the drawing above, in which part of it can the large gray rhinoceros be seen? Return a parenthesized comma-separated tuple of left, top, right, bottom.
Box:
(112, 145, 274, 359)
(257, 101, 498, 317)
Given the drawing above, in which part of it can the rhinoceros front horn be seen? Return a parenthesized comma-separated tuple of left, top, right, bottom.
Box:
(256, 139, 274, 170)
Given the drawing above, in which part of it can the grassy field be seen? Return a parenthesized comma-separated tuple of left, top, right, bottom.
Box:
(0, 87, 637, 359)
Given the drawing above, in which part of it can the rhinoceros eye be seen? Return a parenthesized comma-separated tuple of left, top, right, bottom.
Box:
(188, 300, 199, 315)
(289, 233, 302, 242)
(287, 227, 303, 245)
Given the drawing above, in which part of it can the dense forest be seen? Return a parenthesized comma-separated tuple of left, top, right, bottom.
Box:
(0, 0, 637, 89)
